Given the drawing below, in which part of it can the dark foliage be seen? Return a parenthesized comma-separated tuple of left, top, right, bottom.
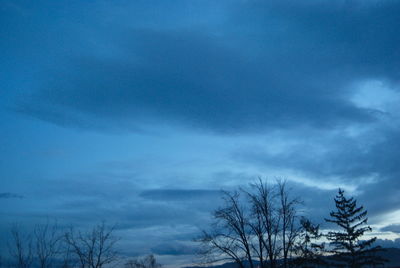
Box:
(325, 189, 386, 268)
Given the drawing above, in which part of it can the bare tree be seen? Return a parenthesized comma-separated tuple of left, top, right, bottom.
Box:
(60, 242, 74, 268)
(64, 222, 119, 268)
(198, 190, 255, 268)
(198, 179, 303, 268)
(34, 221, 62, 268)
(8, 224, 33, 268)
(277, 180, 302, 268)
(125, 255, 162, 268)
(247, 179, 281, 268)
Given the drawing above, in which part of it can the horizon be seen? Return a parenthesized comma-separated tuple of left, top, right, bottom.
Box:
(1, 0, 400, 267)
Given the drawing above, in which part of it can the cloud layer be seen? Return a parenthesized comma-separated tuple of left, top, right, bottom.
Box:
(15, 1, 400, 133)
(2, 0, 400, 264)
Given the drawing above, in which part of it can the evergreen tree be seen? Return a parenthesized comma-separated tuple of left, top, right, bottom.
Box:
(325, 189, 386, 268)
(293, 217, 326, 268)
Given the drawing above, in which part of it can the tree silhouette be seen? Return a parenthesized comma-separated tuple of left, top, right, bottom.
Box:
(325, 189, 386, 267)
(198, 190, 254, 268)
(125, 254, 162, 268)
(8, 224, 33, 268)
(198, 179, 302, 268)
(64, 222, 119, 268)
(293, 217, 326, 268)
(34, 221, 63, 268)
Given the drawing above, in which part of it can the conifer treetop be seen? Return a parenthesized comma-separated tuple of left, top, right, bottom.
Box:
(324, 188, 386, 267)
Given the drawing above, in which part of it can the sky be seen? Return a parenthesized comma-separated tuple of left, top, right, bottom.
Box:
(1, 0, 400, 266)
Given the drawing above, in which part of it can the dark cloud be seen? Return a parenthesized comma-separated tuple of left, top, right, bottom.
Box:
(381, 224, 400, 234)
(140, 189, 220, 201)
(236, 128, 399, 180)
(15, 1, 400, 133)
(151, 241, 198, 256)
(19, 173, 221, 230)
(0, 192, 24, 199)
(234, 127, 400, 218)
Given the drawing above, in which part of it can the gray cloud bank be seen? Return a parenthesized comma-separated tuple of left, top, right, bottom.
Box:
(13, 0, 400, 133)
(381, 224, 400, 234)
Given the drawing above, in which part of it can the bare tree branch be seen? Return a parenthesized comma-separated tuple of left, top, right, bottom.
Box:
(64, 222, 119, 268)
(8, 224, 33, 268)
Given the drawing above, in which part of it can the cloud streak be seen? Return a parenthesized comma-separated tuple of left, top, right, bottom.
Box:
(0, 192, 24, 199)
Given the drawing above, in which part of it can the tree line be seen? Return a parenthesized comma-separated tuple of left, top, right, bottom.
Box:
(198, 179, 386, 268)
(2, 222, 161, 268)
(1, 179, 387, 268)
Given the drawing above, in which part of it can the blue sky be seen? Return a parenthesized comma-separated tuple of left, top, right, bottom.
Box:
(1, 0, 400, 266)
